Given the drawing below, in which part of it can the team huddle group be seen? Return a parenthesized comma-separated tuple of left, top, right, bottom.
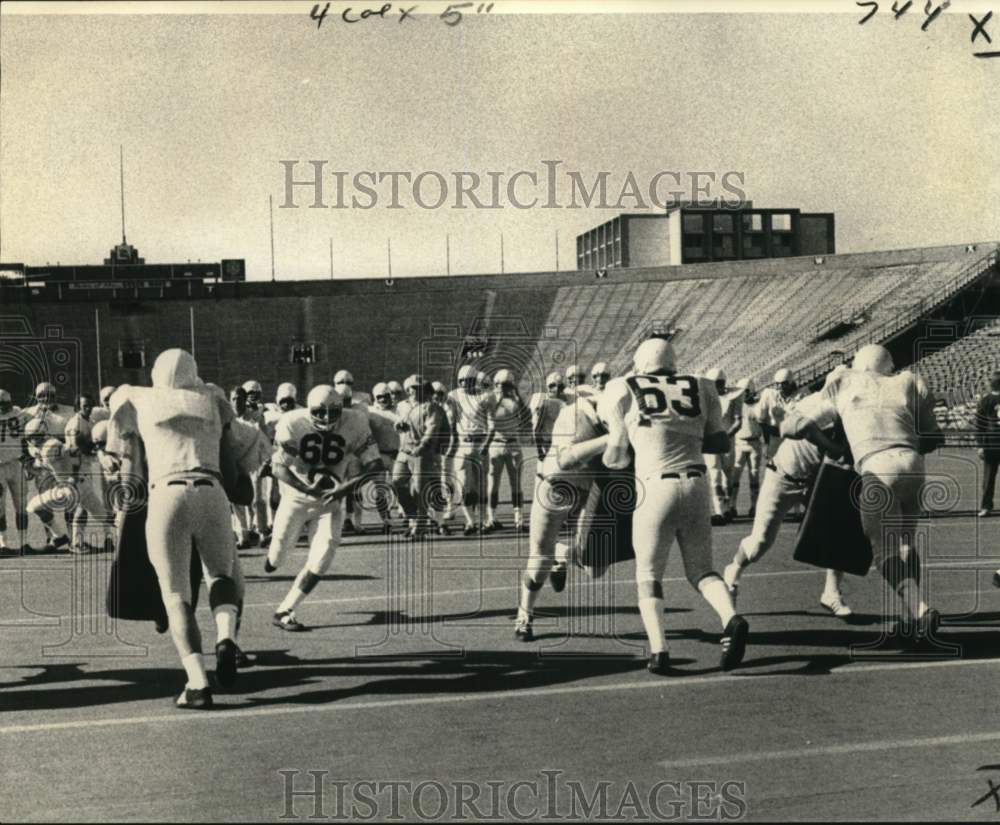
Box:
(0, 335, 946, 708)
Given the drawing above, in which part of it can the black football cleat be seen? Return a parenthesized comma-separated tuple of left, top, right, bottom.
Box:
(176, 686, 214, 710)
(993, 570, 1000, 589)
(273, 610, 305, 632)
(720, 615, 749, 671)
(264, 558, 277, 574)
(549, 563, 567, 593)
(214, 639, 239, 689)
(463, 525, 477, 537)
(710, 514, 726, 527)
(514, 617, 534, 642)
(917, 608, 942, 641)
(647, 651, 671, 675)
(260, 533, 272, 550)
(246, 530, 260, 547)
(234, 644, 252, 669)
(342, 519, 357, 536)
(436, 522, 451, 536)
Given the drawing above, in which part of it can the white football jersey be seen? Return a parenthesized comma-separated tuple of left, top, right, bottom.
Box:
(489, 395, 526, 444)
(600, 373, 724, 481)
(735, 400, 763, 440)
(25, 405, 70, 439)
(367, 406, 401, 455)
(0, 407, 30, 465)
(274, 407, 379, 487)
(799, 369, 937, 468)
(448, 389, 495, 440)
(529, 393, 565, 438)
(540, 397, 604, 490)
(108, 383, 233, 485)
(31, 437, 79, 482)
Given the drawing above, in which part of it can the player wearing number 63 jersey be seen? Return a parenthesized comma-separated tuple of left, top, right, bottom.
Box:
(265, 385, 382, 631)
(599, 338, 748, 675)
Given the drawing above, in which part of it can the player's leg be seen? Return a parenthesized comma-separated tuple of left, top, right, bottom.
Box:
(981, 453, 998, 515)
(264, 484, 312, 573)
(145, 483, 210, 705)
(25, 482, 71, 553)
(249, 470, 267, 545)
(486, 448, 505, 529)
(729, 445, 747, 517)
(676, 476, 748, 669)
(457, 449, 480, 533)
(517, 478, 573, 638)
(276, 503, 345, 627)
(232, 504, 251, 548)
(861, 449, 926, 626)
(632, 480, 678, 662)
(706, 453, 727, 524)
(392, 456, 416, 532)
(508, 447, 525, 531)
(410, 454, 435, 536)
(723, 467, 799, 597)
(190, 483, 242, 689)
(374, 452, 396, 532)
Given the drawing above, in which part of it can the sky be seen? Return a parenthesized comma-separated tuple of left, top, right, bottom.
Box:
(1, 2, 997, 281)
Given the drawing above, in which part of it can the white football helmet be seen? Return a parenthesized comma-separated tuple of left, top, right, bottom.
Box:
(457, 365, 476, 384)
(476, 371, 490, 391)
(493, 369, 515, 387)
(565, 364, 586, 387)
(404, 374, 422, 392)
(736, 377, 756, 394)
(34, 381, 57, 405)
(276, 382, 297, 402)
(91, 420, 108, 447)
(852, 344, 894, 376)
(152, 350, 199, 389)
(372, 382, 393, 408)
(633, 338, 677, 375)
(387, 380, 405, 400)
(431, 381, 447, 397)
(591, 362, 610, 377)
(773, 368, 791, 385)
(307, 385, 343, 431)
(545, 371, 564, 389)
(99, 386, 116, 407)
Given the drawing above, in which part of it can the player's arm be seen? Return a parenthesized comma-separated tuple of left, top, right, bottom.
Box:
(557, 434, 609, 471)
(599, 381, 631, 470)
(914, 376, 945, 454)
(324, 431, 383, 503)
(701, 380, 729, 454)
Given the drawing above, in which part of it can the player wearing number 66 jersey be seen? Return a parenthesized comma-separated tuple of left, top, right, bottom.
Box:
(599, 338, 748, 675)
(265, 385, 382, 631)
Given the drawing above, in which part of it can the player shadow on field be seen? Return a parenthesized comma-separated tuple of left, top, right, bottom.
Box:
(305, 604, 689, 633)
(0, 662, 191, 711)
(241, 573, 378, 585)
(221, 648, 654, 709)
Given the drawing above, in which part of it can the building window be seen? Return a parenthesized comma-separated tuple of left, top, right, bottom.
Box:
(712, 214, 736, 260)
(742, 213, 763, 233)
(290, 342, 318, 365)
(771, 213, 793, 232)
(117, 340, 145, 369)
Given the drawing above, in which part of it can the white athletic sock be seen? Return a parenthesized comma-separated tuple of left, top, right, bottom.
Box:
(638, 596, 666, 654)
(181, 652, 209, 689)
(519, 581, 542, 619)
(513, 507, 523, 527)
(700, 577, 736, 628)
(486, 506, 496, 524)
(822, 569, 844, 600)
(554, 542, 570, 565)
(461, 506, 474, 528)
(214, 605, 238, 644)
(278, 586, 307, 615)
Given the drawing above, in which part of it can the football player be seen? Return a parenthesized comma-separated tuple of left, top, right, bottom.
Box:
(229, 387, 272, 549)
(600, 338, 749, 675)
(433, 381, 460, 526)
(260, 382, 300, 540)
(723, 367, 854, 618)
(590, 362, 612, 394)
(393, 375, 450, 539)
(782, 344, 945, 636)
(65, 393, 98, 453)
(26, 412, 114, 555)
(529, 372, 566, 461)
(448, 366, 495, 535)
(334, 370, 367, 534)
(515, 391, 608, 640)
(728, 378, 763, 519)
(266, 385, 382, 629)
(702, 369, 741, 526)
(95, 386, 116, 423)
(564, 364, 593, 402)
(24, 382, 71, 438)
(367, 382, 401, 533)
(387, 380, 406, 407)
(485, 369, 529, 532)
(0, 389, 32, 553)
(757, 368, 800, 462)
(105, 349, 244, 709)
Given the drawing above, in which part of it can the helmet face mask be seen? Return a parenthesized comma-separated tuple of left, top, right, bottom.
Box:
(306, 385, 343, 432)
(278, 397, 297, 412)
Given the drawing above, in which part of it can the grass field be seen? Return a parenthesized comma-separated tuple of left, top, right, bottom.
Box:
(2, 447, 1000, 822)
